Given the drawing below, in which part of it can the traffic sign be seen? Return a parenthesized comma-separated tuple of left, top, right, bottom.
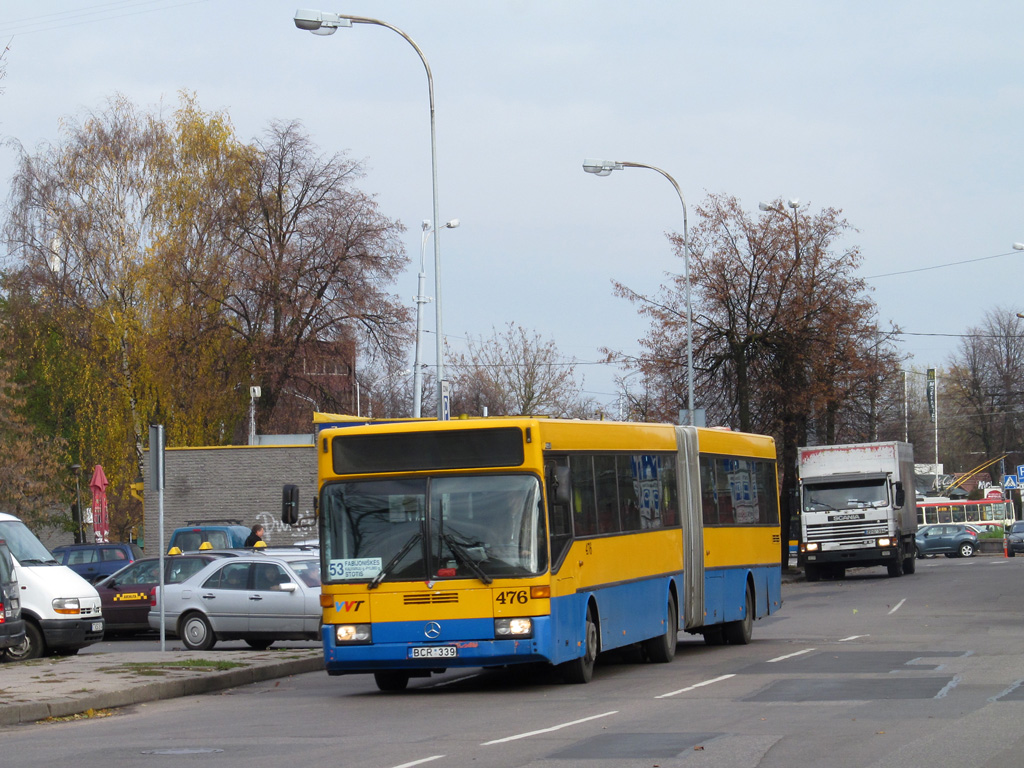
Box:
(1003, 475, 1019, 490)
(1017, 464, 1024, 481)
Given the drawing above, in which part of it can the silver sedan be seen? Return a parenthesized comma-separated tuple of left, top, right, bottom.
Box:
(149, 553, 321, 650)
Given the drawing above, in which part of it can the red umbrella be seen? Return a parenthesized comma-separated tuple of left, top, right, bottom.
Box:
(89, 465, 109, 543)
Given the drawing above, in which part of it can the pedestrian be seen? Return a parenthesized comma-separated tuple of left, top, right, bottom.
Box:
(245, 524, 265, 548)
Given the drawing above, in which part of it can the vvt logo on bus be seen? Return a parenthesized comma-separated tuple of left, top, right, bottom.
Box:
(335, 600, 365, 612)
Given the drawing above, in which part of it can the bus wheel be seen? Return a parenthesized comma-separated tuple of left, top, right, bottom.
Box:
(642, 594, 678, 664)
(703, 626, 726, 646)
(561, 605, 598, 684)
(374, 671, 410, 691)
(724, 585, 753, 645)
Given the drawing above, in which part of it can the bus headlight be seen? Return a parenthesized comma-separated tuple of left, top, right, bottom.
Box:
(495, 617, 533, 638)
(335, 624, 371, 644)
(52, 597, 81, 615)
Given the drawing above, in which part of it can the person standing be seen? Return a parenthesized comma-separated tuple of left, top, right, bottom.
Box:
(245, 524, 265, 547)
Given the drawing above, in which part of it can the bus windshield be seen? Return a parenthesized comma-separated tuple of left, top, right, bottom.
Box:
(803, 478, 888, 512)
(322, 474, 547, 583)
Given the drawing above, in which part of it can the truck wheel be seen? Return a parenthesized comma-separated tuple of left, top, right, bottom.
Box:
(887, 552, 904, 577)
(804, 563, 821, 582)
(5, 621, 45, 661)
(903, 551, 916, 574)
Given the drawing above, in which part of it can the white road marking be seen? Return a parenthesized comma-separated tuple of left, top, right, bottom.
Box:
(888, 598, 906, 615)
(656, 673, 735, 699)
(766, 648, 816, 663)
(392, 756, 446, 768)
(838, 635, 868, 642)
(480, 710, 619, 745)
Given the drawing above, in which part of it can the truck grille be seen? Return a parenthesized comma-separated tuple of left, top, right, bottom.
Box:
(805, 520, 886, 544)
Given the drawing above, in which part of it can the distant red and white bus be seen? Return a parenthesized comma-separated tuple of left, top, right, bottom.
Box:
(916, 497, 1016, 530)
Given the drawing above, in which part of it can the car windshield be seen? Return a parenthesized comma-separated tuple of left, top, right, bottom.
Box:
(803, 478, 888, 512)
(0, 520, 58, 565)
(321, 474, 546, 584)
(1011, 522, 1024, 534)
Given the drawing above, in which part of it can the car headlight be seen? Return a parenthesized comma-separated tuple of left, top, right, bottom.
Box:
(334, 624, 371, 644)
(52, 597, 81, 615)
(495, 617, 533, 638)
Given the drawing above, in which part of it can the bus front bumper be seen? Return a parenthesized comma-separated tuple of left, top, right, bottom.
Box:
(322, 616, 554, 674)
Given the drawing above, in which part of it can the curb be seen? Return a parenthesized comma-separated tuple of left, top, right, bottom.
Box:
(0, 654, 325, 727)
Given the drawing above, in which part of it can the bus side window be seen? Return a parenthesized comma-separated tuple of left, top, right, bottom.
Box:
(546, 458, 573, 570)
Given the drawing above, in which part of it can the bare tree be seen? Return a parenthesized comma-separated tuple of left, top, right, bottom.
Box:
(447, 323, 594, 417)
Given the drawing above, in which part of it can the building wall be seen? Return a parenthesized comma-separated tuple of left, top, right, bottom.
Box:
(143, 444, 318, 553)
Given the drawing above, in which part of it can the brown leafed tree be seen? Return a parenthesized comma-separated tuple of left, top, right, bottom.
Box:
(219, 121, 411, 434)
(612, 192, 900, 566)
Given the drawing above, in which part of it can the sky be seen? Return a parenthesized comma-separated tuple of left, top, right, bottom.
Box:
(2, 1, 1023, 416)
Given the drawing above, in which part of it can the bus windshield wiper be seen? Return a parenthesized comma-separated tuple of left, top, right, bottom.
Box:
(442, 534, 493, 585)
(368, 532, 421, 590)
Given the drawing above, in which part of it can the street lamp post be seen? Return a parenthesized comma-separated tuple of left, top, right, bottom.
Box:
(758, 199, 801, 266)
(413, 218, 459, 418)
(582, 159, 694, 426)
(294, 9, 448, 419)
(71, 464, 84, 543)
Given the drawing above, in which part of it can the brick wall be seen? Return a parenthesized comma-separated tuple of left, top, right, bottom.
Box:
(143, 444, 318, 553)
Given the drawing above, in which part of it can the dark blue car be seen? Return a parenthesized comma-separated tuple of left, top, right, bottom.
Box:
(51, 542, 144, 583)
(915, 524, 977, 558)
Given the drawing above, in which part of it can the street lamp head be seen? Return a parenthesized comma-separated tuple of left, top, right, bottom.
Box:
(293, 9, 352, 34)
(787, 199, 799, 209)
(421, 220, 431, 231)
(444, 219, 460, 229)
(758, 202, 773, 212)
(582, 158, 621, 177)
(1013, 242, 1024, 251)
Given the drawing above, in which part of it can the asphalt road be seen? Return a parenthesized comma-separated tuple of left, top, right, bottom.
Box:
(7, 556, 1024, 768)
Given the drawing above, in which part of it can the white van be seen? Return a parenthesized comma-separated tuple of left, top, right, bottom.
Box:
(0, 512, 104, 660)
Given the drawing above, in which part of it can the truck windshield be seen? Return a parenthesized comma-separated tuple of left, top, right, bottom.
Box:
(0, 520, 60, 565)
(803, 478, 888, 512)
(321, 474, 547, 584)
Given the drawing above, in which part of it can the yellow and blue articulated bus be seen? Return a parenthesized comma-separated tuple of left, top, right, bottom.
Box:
(301, 417, 782, 690)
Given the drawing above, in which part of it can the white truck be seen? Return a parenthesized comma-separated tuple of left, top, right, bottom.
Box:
(0, 512, 104, 660)
(797, 441, 917, 582)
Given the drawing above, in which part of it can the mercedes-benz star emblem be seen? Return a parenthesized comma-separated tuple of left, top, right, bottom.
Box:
(424, 621, 441, 639)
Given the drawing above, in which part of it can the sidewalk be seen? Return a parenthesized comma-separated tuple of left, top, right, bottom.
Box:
(0, 648, 324, 727)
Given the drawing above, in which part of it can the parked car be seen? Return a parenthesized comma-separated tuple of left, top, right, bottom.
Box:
(1004, 521, 1024, 557)
(168, 520, 251, 552)
(95, 553, 232, 635)
(0, 538, 26, 652)
(51, 542, 144, 583)
(915, 524, 978, 558)
(149, 553, 321, 650)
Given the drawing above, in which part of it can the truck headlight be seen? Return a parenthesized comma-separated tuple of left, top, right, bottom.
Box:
(876, 538, 893, 548)
(52, 597, 81, 615)
(804, 542, 819, 552)
(334, 624, 371, 644)
(495, 617, 533, 638)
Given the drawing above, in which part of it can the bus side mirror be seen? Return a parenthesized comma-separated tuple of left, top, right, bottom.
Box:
(282, 484, 300, 526)
(894, 483, 906, 509)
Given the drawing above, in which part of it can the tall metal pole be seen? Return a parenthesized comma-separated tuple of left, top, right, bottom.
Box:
(582, 160, 693, 425)
(412, 221, 432, 418)
(294, 12, 445, 418)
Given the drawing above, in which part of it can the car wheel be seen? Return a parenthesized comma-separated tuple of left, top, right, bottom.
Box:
(5, 621, 45, 662)
(180, 612, 217, 651)
(960, 542, 975, 558)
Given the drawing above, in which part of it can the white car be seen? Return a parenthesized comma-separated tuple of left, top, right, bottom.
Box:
(149, 553, 321, 650)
